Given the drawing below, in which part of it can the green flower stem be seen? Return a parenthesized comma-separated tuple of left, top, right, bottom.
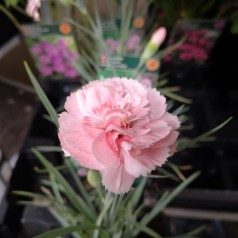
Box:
(93, 192, 113, 238)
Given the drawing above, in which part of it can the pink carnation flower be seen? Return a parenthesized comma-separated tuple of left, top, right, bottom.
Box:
(58, 78, 180, 193)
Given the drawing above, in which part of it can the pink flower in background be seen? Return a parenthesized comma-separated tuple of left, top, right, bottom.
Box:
(105, 38, 119, 55)
(197, 39, 206, 47)
(177, 44, 193, 51)
(58, 78, 180, 193)
(193, 51, 208, 61)
(179, 52, 193, 61)
(140, 78, 153, 87)
(26, 0, 41, 21)
(163, 55, 172, 62)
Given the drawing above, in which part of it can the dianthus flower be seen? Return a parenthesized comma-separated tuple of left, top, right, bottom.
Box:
(58, 78, 180, 193)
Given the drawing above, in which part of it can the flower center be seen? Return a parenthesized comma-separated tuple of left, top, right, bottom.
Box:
(120, 118, 130, 129)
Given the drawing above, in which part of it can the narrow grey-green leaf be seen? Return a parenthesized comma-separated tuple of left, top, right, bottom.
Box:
(34, 224, 104, 238)
(32, 148, 96, 221)
(24, 61, 59, 126)
(140, 171, 200, 227)
(177, 117, 232, 152)
(134, 222, 163, 238)
(168, 225, 207, 238)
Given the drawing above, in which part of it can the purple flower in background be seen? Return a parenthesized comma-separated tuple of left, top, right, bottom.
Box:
(53, 63, 66, 74)
(31, 40, 79, 78)
(31, 44, 43, 55)
(42, 42, 58, 56)
(39, 55, 52, 64)
(140, 78, 153, 87)
(105, 38, 118, 55)
(52, 57, 66, 73)
(126, 33, 141, 52)
(39, 65, 53, 76)
(57, 39, 68, 50)
(64, 69, 79, 79)
(78, 167, 87, 177)
(68, 51, 79, 60)
(51, 56, 64, 65)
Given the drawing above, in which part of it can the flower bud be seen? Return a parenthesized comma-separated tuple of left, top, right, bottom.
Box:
(87, 170, 101, 188)
(151, 27, 166, 46)
(140, 27, 166, 64)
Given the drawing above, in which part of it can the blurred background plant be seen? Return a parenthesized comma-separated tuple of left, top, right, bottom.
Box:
(150, 0, 218, 31)
(216, 0, 238, 34)
(149, 0, 238, 34)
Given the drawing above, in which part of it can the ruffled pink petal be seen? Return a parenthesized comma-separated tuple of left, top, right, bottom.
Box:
(132, 120, 171, 147)
(83, 116, 103, 138)
(121, 142, 151, 177)
(153, 131, 179, 149)
(58, 132, 104, 170)
(161, 112, 180, 130)
(101, 164, 136, 193)
(92, 132, 120, 168)
(58, 113, 104, 170)
(136, 147, 171, 167)
(147, 88, 167, 119)
(65, 92, 83, 117)
(75, 87, 111, 119)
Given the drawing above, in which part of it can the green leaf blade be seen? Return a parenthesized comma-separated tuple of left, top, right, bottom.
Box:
(24, 61, 59, 127)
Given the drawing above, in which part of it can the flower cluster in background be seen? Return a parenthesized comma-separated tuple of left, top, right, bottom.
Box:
(105, 32, 142, 56)
(177, 30, 212, 62)
(31, 38, 79, 79)
(164, 20, 225, 64)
